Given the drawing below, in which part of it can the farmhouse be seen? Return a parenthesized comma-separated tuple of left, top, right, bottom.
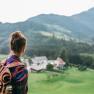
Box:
(30, 56, 48, 71)
(32, 56, 48, 65)
(54, 57, 66, 69)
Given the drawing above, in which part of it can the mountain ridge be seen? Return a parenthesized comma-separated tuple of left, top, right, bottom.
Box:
(0, 7, 94, 54)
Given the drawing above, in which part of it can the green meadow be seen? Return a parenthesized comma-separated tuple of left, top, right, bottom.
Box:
(28, 68, 94, 94)
(0, 54, 94, 94)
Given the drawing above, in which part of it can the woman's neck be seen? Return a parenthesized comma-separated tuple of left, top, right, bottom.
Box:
(9, 51, 21, 57)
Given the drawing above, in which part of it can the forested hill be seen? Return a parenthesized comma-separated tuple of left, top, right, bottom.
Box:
(0, 7, 94, 55)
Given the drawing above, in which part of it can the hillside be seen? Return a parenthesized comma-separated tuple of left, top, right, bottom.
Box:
(71, 8, 94, 31)
(0, 8, 94, 54)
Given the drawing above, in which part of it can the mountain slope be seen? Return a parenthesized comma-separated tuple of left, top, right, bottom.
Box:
(28, 14, 93, 39)
(71, 8, 94, 31)
(0, 8, 94, 54)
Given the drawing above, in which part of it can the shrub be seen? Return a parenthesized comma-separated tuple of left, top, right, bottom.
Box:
(46, 64, 54, 71)
(78, 66, 87, 71)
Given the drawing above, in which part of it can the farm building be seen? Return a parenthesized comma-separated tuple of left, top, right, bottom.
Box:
(54, 57, 66, 69)
(30, 56, 48, 71)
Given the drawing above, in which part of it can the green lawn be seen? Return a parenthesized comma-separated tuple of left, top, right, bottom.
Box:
(28, 68, 94, 94)
(0, 54, 94, 94)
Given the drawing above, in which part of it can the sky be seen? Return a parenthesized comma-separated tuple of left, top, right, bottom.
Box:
(0, 0, 94, 23)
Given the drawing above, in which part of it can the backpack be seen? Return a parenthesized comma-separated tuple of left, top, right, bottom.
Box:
(0, 60, 25, 94)
(0, 62, 11, 94)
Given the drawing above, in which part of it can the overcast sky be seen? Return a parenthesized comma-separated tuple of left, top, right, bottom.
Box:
(0, 0, 94, 23)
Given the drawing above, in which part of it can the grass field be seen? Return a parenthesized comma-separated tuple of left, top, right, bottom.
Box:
(28, 68, 94, 94)
(0, 54, 94, 94)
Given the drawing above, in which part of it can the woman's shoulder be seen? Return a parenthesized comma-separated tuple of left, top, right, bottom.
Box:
(12, 64, 28, 82)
